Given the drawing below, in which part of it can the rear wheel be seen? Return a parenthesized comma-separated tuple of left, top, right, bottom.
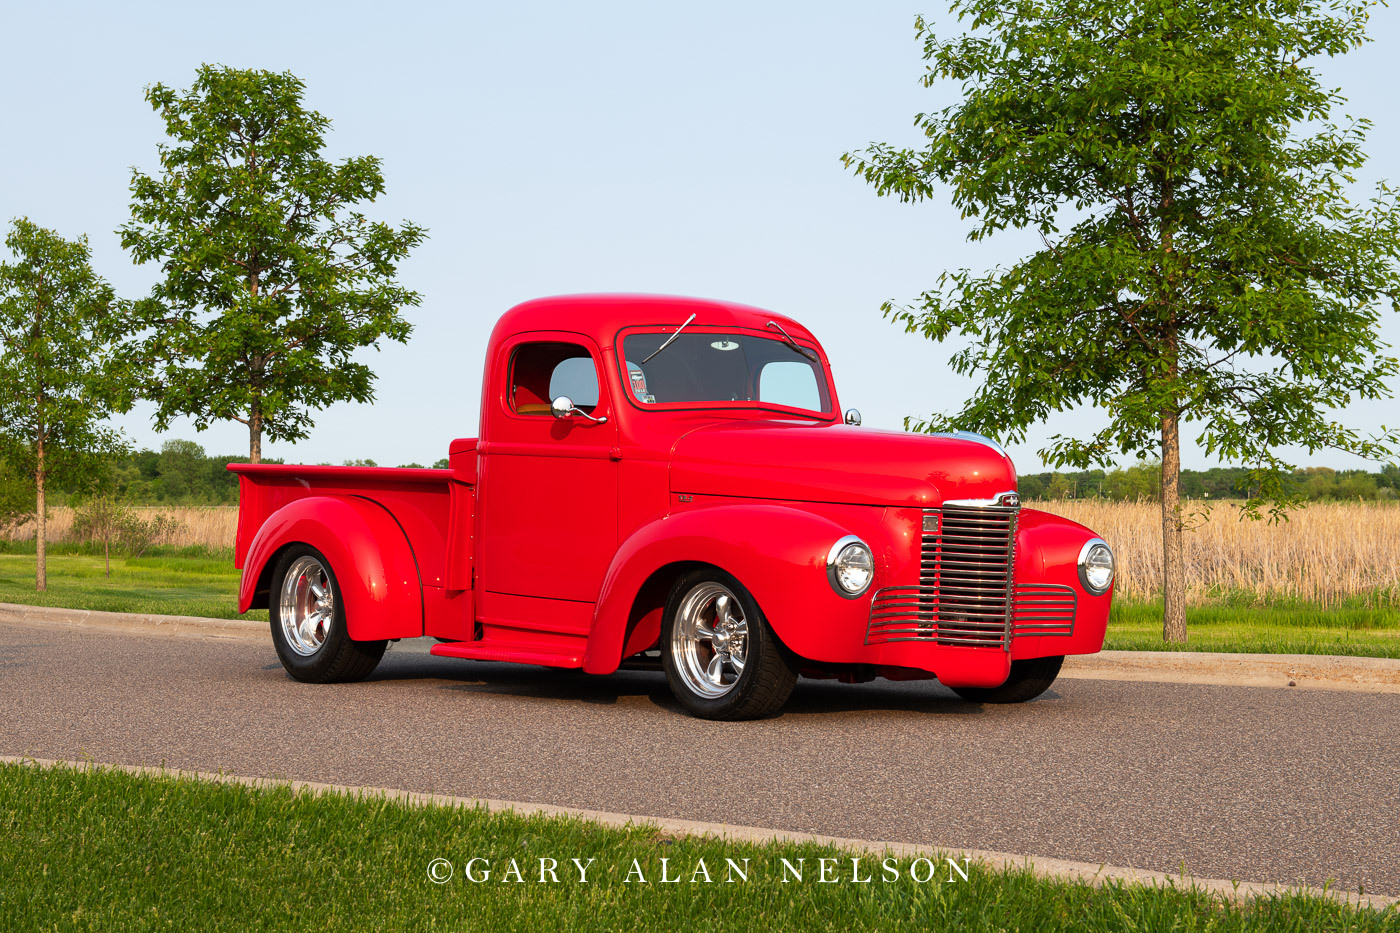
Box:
(269, 545, 386, 683)
(950, 655, 1064, 703)
(662, 569, 798, 720)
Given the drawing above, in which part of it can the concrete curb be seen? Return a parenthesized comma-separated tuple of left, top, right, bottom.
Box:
(1062, 649, 1400, 694)
(3, 755, 1394, 911)
(4, 601, 1399, 692)
(0, 602, 266, 641)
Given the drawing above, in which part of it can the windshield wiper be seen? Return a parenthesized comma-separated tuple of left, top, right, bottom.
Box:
(766, 320, 819, 361)
(640, 313, 697, 365)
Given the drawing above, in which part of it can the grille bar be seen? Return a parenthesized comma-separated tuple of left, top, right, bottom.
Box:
(866, 503, 1020, 648)
(1010, 583, 1077, 636)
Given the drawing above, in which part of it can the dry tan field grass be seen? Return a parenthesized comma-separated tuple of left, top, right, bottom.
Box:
(6, 501, 1396, 607)
(1036, 499, 1400, 607)
(5, 506, 238, 550)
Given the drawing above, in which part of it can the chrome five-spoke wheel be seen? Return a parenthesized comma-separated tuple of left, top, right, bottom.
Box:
(279, 555, 335, 656)
(661, 569, 799, 720)
(269, 544, 386, 683)
(671, 581, 749, 698)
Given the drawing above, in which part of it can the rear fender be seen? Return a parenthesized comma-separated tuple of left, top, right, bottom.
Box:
(583, 504, 863, 674)
(239, 495, 424, 641)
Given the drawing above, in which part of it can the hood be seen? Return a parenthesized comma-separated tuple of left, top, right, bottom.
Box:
(669, 421, 1017, 507)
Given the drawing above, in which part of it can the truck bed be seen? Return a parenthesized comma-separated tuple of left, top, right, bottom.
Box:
(229, 463, 455, 572)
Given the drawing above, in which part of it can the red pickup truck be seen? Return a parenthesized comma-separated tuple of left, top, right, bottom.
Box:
(231, 294, 1115, 719)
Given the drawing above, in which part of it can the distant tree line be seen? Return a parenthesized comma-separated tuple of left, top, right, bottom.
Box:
(0, 440, 449, 512)
(1019, 462, 1400, 502)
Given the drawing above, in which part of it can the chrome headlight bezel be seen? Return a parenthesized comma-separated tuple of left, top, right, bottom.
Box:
(1077, 538, 1115, 595)
(827, 535, 874, 599)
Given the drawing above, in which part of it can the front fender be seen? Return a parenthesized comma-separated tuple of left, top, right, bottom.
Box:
(1009, 508, 1113, 660)
(583, 504, 867, 674)
(239, 495, 423, 641)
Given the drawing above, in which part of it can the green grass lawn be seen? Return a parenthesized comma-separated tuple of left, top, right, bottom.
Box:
(0, 548, 261, 621)
(1106, 600, 1400, 658)
(1, 761, 1391, 932)
(2, 549, 1398, 658)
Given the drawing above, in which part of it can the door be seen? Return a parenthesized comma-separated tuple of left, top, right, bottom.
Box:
(477, 334, 619, 604)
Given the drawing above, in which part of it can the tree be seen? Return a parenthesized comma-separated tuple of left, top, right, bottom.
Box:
(71, 495, 125, 579)
(0, 219, 131, 590)
(71, 495, 185, 577)
(121, 66, 428, 463)
(845, 0, 1400, 642)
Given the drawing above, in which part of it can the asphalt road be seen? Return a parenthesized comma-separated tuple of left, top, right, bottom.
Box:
(2, 621, 1397, 897)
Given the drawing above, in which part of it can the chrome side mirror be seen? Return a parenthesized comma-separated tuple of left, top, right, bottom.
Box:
(844, 408, 862, 426)
(550, 395, 608, 424)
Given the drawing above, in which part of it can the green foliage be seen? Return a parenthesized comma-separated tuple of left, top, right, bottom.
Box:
(120, 65, 428, 461)
(1021, 463, 1400, 501)
(0, 219, 131, 491)
(0, 460, 34, 532)
(102, 438, 272, 505)
(845, 0, 1400, 513)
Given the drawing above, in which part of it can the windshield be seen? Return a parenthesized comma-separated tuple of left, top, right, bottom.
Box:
(621, 332, 831, 414)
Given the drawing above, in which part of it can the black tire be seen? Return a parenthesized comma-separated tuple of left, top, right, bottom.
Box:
(661, 568, 799, 720)
(951, 655, 1064, 703)
(269, 545, 386, 683)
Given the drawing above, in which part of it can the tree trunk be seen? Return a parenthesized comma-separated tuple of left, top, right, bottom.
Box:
(249, 400, 263, 464)
(1161, 410, 1186, 643)
(35, 430, 46, 592)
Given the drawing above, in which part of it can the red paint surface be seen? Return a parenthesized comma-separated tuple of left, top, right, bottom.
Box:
(231, 294, 1113, 689)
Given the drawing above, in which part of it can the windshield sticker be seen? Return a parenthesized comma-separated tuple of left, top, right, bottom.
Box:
(629, 366, 655, 403)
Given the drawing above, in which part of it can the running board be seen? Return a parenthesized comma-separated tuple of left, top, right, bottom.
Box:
(429, 641, 584, 668)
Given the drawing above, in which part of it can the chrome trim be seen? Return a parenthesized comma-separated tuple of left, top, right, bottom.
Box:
(550, 395, 608, 424)
(942, 491, 1020, 509)
(929, 430, 1010, 458)
(1011, 583, 1076, 636)
(827, 535, 873, 599)
(844, 408, 862, 426)
(1077, 537, 1115, 595)
(865, 502, 1020, 649)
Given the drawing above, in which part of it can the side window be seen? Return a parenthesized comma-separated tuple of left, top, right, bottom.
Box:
(758, 360, 820, 411)
(510, 342, 600, 415)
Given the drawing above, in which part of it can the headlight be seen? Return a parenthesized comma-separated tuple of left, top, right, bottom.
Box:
(827, 536, 874, 598)
(1077, 538, 1115, 595)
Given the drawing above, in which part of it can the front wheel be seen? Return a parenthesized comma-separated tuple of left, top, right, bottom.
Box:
(950, 655, 1064, 704)
(662, 569, 798, 720)
(269, 545, 386, 683)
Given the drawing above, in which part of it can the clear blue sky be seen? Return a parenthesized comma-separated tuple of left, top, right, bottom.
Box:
(3, 1, 1396, 470)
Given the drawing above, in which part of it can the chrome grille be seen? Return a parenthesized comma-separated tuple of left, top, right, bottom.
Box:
(1011, 584, 1076, 637)
(866, 503, 1019, 649)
